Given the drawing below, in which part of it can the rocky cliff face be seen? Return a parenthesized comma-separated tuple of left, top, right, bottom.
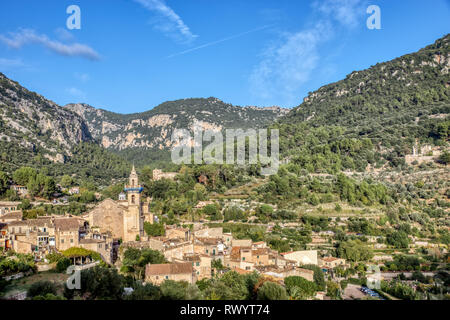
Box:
(0, 72, 287, 166)
(0, 73, 92, 163)
(66, 98, 288, 150)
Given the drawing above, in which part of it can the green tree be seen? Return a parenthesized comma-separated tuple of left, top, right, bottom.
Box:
(386, 231, 410, 248)
(326, 281, 340, 299)
(257, 281, 289, 300)
(337, 239, 373, 262)
(13, 167, 37, 186)
(284, 276, 317, 300)
(27, 281, 57, 298)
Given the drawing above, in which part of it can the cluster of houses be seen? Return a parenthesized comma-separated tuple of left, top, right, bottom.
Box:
(122, 224, 348, 286)
(0, 207, 116, 264)
(1, 168, 351, 292)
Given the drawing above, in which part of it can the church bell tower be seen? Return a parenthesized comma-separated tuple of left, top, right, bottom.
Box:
(123, 165, 144, 242)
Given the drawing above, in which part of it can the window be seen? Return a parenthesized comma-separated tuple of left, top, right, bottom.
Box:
(165, 276, 169, 279)
(131, 195, 135, 204)
(206, 249, 208, 253)
(61, 239, 64, 243)
(70, 239, 73, 243)
(242, 257, 245, 261)
(196, 262, 200, 266)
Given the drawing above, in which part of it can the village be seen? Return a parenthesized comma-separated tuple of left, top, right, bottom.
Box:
(1, 165, 447, 301)
(0, 167, 356, 300)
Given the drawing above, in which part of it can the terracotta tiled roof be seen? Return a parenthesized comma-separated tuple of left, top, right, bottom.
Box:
(297, 268, 314, 275)
(322, 257, 342, 262)
(0, 211, 23, 221)
(54, 218, 81, 231)
(8, 217, 52, 227)
(196, 237, 220, 245)
(252, 248, 269, 255)
(146, 263, 193, 275)
(280, 251, 295, 256)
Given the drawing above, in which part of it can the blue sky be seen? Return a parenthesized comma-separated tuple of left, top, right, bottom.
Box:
(0, 0, 449, 113)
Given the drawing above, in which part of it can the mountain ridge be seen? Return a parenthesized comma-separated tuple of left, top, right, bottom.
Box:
(66, 97, 288, 150)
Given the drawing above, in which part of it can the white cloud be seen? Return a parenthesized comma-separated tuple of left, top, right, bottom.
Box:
(0, 29, 100, 61)
(134, 0, 197, 43)
(313, 0, 367, 28)
(250, 23, 331, 106)
(250, 0, 365, 106)
(66, 87, 86, 99)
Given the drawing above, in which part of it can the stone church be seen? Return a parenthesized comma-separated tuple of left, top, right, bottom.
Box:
(82, 166, 153, 243)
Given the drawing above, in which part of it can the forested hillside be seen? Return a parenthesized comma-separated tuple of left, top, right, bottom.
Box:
(275, 34, 450, 173)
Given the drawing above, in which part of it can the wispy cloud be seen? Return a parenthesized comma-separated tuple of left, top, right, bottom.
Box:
(166, 24, 275, 59)
(74, 72, 90, 83)
(250, 0, 366, 106)
(0, 57, 26, 70)
(54, 27, 75, 42)
(0, 29, 100, 61)
(66, 87, 86, 99)
(134, 0, 197, 43)
(313, 0, 367, 28)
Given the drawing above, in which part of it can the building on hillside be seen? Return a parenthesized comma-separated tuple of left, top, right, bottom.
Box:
(163, 242, 194, 262)
(252, 241, 267, 249)
(152, 169, 177, 181)
(68, 187, 80, 195)
(252, 248, 270, 266)
(79, 237, 114, 264)
(280, 250, 318, 266)
(194, 237, 224, 257)
(54, 218, 84, 251)
(232, 239, 252, 247)
(224, 246, 255, 271)
(118, 192, 126, 201)
(0, 211, 23, 223)
(7, 218, 56, 255)
(223, 233, 233, 247)
(319, 257, 347, 269)
(0, 223, 9, 250)
(145, 262, 196, 285)
(0, 202, 19, 215)
(10, 185, 28, 197)
(184, 254, 212, 280)
(166, 226, 191, 241)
